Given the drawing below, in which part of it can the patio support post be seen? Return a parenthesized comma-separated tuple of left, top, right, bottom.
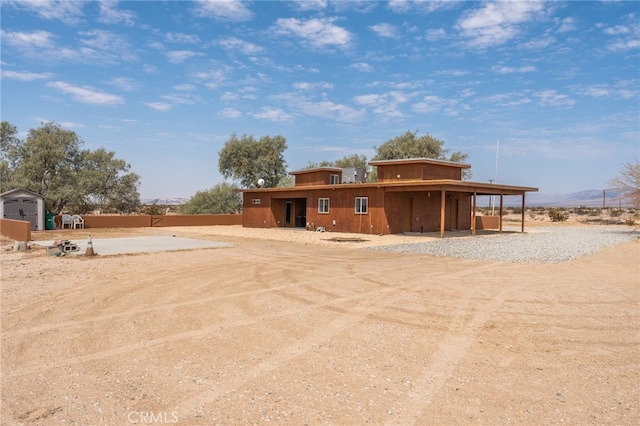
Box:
(521, 193, 526, 233)
(472, 191, 477, 236)
(440, 187, 446, 237)
(499, 193, 504, 233)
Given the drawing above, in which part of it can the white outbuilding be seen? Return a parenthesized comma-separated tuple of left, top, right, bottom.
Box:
(0, 188, 45, 230)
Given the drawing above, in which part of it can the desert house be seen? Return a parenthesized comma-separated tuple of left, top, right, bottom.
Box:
(0, 188, 45, 231)
(240, 158, 538, 236)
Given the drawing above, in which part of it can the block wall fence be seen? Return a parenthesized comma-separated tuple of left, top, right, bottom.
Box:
(1, 214, 242, 241)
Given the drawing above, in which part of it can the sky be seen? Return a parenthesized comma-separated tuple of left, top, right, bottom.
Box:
(1, 0, 638, 201)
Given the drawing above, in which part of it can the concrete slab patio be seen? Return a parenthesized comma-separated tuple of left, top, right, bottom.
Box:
(34, 236, 232, 256)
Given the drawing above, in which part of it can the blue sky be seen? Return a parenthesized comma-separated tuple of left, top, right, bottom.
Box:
(2, 0, 638, 200)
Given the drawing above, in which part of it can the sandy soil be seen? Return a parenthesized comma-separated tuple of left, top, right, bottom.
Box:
(1, 224, 638, 425)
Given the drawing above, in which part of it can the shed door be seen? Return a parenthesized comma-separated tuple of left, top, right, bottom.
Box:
(3, 198, 39, 230)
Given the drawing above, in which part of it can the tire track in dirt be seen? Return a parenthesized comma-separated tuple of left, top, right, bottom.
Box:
(4, 261, 443, 378)
(169, 262, 501, 420)
(386, 284, 520, 426)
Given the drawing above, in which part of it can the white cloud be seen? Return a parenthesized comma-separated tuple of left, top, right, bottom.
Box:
(5, 0, 85, 25)
(166, 50, 201, 63)
(173, 84, 197, 91)
(193, 69, 228, 89)
(192, 0, 253, 21)
(217, 37, 263, 55)
(78, 30, 137, 62)
(219, 108, 242, 119)
(47, 81, 124, 105)
(98, 1, 136, 26)
(388, 0, 454, 14)
(295, 99, 365, 123)
(291, 0, 327, 12)
(2, 70, 53, 81)
(166, 32, 201, 44)
(59, 121, 85, 129)
(1, 30, 54, 49)
(160, 94, 198, 105)
(456, 1, 547, 48)
(425, 28, 447, 41)
(534, 89, 575, 107)
(293, 82, 334, 90)
(107, 77, 137, 92)
(274, 17, 352, 49)
(556, 16, 577, 33)
(370, 23, 398, 39)
(145, 102, 172, 111)
(253, 107, 293, 122)
(493, 65, 537, 74)
(350, 62, 374, 72)
(521, 35, 555, 49)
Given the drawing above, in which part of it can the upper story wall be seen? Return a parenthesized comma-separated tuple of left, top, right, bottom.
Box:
(291, 168, 342, 187)
(371, 158, 469, 182)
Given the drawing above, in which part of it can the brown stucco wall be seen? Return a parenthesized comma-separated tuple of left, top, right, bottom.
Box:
(293, 170, 342, 187)
(77, 214, 242, 229)
(377, 163, 462, 182)
(0, 218, 31, 241)
(476, 215, 500, 230)
(151, 214, 243, 227)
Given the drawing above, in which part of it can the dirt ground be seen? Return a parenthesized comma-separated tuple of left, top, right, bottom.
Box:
(1, 224, 638, 425)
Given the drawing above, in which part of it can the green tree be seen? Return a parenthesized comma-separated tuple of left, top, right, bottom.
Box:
(0, 121, 20, 188)
(372, 130, 470, 179)
(75, 148, 140, 213)
(0, 121, 140, 213)
(609, 161, 640, 207)
(307, 154, 368, 170)
(218, 133, 288, 188)
(181, 182, 242, 214)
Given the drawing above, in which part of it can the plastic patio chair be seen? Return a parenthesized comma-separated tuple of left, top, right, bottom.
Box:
(72, 215, 84, 229)
(61, 214, 74, 229)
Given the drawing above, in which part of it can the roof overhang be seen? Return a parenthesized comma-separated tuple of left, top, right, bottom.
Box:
(239, 179, 538, 196)
(289, 167, 343, 175)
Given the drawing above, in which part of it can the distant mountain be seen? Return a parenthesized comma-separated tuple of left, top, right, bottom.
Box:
(525, 189, 633, 208)
(141, 198, 188, 206)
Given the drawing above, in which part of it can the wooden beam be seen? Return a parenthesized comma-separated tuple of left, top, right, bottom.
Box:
(499, 193, 504, 233)
(472, 191, 477, 236)
(440, 187, 446, 237)
(521, 193, 526, 233)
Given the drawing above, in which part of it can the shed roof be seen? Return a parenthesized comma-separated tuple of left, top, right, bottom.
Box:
(0, 188, 44, 199)
(369, 157, 471, 169)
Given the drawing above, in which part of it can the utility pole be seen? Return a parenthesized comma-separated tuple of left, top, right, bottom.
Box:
(602, 189, 606, 209)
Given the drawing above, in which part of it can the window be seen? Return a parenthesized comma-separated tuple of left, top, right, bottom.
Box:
(330, 174, 340, 185)
(252, 198, 261, 205)
(355, 197, 368, 214)
(318, 198, 329, 214)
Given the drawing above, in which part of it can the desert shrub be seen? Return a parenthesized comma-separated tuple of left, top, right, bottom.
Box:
(548, 208, 569, 222)
(609, 209, 622, 217)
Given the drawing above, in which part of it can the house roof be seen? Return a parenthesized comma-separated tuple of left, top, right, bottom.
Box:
(289, 167, 343, 175)
(0, 188, 44, 199)
(369, 157, 471, 169)
(240, 179, 538, 196)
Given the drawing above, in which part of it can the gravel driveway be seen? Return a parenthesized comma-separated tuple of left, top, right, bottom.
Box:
(368, 226, 639, 263)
